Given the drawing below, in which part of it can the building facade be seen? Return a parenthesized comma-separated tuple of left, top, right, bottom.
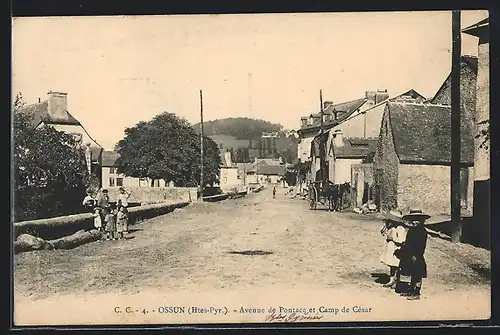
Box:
(373, 102, 474, 216)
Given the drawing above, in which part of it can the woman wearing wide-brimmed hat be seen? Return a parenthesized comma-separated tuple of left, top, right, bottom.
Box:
(379, 209, 407, 288)
(394, 208, 431, 300)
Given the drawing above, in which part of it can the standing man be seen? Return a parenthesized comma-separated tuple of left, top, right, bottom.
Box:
(97, 189, 111, 222)
(273, 186, 276, 199)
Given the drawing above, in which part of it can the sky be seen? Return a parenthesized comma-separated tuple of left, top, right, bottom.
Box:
(12, 10, 488, 150)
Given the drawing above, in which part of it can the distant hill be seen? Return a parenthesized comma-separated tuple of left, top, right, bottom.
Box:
(192, 117, 298, 164)
(192, 117, 284, 140)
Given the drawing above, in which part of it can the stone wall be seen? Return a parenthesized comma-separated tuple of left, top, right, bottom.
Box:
(105, 187, 198, 205)
(397, 164, 474, 216)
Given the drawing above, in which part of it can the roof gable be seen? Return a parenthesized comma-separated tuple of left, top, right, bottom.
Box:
(19, 100, 81, 128)
(102, 151, 121, 167)
(387, 102, 474, 164)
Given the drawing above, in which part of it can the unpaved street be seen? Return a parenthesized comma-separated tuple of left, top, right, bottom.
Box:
(14, 187, 491, 324)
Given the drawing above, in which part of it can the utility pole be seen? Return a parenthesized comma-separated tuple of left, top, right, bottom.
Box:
(200, 89, 205, 201)
(319, 89, 324, 183)
(451, 10, 462, 243)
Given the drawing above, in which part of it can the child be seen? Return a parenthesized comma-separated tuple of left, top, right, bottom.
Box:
(104, 205, 117, 241)
(118, 187, 131, 233)
(82, 190, 96, 212)
(116, 205, 128, 240)
(379, 210, 406, 288)
(92, 207, 103, 233)
(395, 209, 430, 300)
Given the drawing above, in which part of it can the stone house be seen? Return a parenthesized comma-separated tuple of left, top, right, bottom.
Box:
(101, 151, 167, 188)
(373, 102, 474, 216)
(428, 55, 478, 117)
(19, 91, 104, 181)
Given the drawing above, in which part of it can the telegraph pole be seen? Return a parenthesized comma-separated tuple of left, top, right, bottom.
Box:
(200, 89, 205, 201)
(450, 10, 462, 242)
(319, 89, 324, 183)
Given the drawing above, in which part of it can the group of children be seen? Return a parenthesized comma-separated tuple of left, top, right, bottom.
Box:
(379, 208, 430, 301)
(84, 187, 132, 241)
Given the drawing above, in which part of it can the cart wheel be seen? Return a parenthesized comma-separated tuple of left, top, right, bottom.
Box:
(309, 186, 318, 210)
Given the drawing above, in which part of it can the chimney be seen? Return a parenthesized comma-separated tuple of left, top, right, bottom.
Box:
(300, 117, 308, 127)
(47, 91, 68, 119)
(224, 151, 232, 167)
(323, 101, 333, 110)
(375, 89, 389, 104)
(365, 90, 376, 105)
(333, 129, 344, 147)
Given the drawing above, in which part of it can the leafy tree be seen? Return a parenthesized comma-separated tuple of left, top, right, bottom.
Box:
(115, 112, 221, 187)
(13, 93, 90, 221)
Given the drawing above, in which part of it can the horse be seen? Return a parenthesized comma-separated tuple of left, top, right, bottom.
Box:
(323, 181, 341, 212)
(323, 181, 351, 212)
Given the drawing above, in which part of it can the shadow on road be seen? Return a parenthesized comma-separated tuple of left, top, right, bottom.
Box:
(227, 250, 274, 256)
(370, 272, 390, 284)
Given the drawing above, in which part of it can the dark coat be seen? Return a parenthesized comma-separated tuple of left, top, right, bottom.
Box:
(394, 224, 428, 278)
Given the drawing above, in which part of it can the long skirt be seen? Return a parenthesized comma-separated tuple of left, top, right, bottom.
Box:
(380, 240, 400, 267)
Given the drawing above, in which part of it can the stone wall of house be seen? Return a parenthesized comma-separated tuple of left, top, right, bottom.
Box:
(431, 60, 477, 117)
(106, 186, 198, 205)
(397, 164, 474, 216)
(373, 107, 399, 211)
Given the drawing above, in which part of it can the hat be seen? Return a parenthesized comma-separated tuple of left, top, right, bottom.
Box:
(402, 208, 431, 222)
(382, 209, 405, 223)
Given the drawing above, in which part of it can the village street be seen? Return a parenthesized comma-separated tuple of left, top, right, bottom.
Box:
(14, 187, 491, 324)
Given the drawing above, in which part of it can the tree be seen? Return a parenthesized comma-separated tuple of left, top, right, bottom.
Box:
(13, 93, 90, 221)
(115, 112, 221, 187)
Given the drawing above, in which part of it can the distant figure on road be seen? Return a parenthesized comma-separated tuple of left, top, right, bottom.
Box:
(272, 186, 276, 199)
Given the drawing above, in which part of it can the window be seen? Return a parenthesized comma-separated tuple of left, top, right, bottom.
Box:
(109, 177, 115, 187)
(109, 167, 116, 174)
(116, 178, 124, 187)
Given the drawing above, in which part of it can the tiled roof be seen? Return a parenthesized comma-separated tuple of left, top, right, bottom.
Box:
(334, 137, 378, 158)
(255, 164, 286, 176)
(387, 102, 474, 164)
(300, 97, 367, 133)
(102, 151, 121, 167)
(18, 100, 81, 128)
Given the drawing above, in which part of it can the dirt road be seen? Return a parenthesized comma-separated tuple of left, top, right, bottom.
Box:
(14, 187, 491, 324)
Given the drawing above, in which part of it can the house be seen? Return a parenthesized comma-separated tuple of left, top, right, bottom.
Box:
(335, 89, 426, 139)
(310, 129, 377, 191)
(462, 17, 490, 247)
(101, 151, 166, 188)
(19, 91, 104, 181)
(296, 96, 370, 162)
(373, 102, 474, 216)
(306, 89, 424, 185)
(208, 134, 260, 163)
(428, 55, 478, 115)
(219, 151, 242, 193)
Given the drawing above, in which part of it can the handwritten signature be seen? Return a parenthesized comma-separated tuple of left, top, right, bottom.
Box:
(265, 311, 324, 323)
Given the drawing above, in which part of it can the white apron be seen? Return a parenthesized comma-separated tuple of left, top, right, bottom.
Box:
(380, 226, 407, 267)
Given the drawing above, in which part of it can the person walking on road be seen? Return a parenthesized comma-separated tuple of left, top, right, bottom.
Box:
(395, 209, 430, 300)
(272, 186, 276, 199)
